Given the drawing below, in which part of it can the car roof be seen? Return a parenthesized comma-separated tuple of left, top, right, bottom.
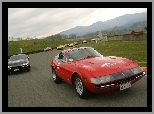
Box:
(18, 53, 26, 55)
(10, 54, 27, 57)
(13, 54, 26, 56)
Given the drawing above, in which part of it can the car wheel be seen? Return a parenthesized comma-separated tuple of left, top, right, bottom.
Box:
(74, 74, 91, 99)
(52, 68, 62, 84)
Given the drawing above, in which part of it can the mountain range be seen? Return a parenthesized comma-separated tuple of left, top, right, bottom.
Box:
(58, 12, 147, 36)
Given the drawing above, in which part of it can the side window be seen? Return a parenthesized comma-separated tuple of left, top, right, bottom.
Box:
(65, 53, 71, 62)
(65, 53, 70, 60)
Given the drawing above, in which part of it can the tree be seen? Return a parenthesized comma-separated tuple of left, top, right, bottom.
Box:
(69, 34, 76, 39)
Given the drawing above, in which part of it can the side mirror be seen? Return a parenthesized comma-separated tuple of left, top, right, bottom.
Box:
(27, 56, 29, 60)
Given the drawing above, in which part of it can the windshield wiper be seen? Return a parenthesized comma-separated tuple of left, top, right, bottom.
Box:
(85, 55, 95, 58)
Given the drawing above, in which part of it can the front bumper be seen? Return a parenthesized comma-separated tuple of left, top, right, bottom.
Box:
(57, 47, 63, 50)
(8, 65, 31, 72)
(69, 45, 74, 47)
(85, 72, 146, 94)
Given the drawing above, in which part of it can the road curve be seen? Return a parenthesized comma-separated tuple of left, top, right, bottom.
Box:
(8, 49, 147, 107)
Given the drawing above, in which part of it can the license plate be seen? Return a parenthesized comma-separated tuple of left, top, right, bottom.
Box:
(120, 82, 131, 91)
(14, 69, 19, 71)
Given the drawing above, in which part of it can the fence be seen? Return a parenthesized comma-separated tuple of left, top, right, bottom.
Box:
(107, 33, 147, 41)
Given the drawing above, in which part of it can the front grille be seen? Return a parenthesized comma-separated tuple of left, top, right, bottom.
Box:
(110, 67, 143, 81)
(123, 69, 134, 77)
(112, 72, 125, 80)
(10, 66, 22, 70)
(95, 72, 145, 89)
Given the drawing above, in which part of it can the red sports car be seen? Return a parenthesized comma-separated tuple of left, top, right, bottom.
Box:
(44, 47, 52, 52)
(50, 47, 146, 99)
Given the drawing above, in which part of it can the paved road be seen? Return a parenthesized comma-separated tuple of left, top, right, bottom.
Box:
(8, 49, 147, 107)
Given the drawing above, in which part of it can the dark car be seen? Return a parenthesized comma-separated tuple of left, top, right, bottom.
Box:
(8, 54, 31, 74)
(73, 42, 78, 45)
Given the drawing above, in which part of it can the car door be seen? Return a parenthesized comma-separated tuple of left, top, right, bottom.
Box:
(57, 53, 74, 84)
(54, 52, 64, 77)
(58, 61, 73, 83)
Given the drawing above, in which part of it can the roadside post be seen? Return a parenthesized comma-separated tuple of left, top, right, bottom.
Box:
(20, 48, 23, 53)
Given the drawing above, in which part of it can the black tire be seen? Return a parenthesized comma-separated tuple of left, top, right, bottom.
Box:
(52, 68, 62, 84)
(74, 74, 91, 99)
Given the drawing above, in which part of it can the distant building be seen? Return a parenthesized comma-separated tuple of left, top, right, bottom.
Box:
(98, 31, 108, 41)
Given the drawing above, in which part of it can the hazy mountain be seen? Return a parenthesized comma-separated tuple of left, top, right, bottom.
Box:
(59, 12, 147, 36)
(105, 20, 147, 31)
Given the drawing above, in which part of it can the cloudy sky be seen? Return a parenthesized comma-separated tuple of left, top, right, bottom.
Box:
(8, 8, 147, 40)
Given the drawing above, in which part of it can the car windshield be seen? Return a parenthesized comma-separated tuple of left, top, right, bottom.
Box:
(66, 47, 102, 61)
(10, 55, 26, 61)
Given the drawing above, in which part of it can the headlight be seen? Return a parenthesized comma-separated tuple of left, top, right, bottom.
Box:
(8, 66, 10, 68)
(89, 75, 113, 84)
(23, 62, 29, 66)
(143, 71, 146, 75)
(131, 66, 143, 74)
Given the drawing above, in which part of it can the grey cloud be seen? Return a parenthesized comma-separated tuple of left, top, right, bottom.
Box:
(8, 8, 147, 39)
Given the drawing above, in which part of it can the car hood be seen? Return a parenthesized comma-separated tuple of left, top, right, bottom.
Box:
(8, 59, 28, 66)
(72, 56, 138, 77)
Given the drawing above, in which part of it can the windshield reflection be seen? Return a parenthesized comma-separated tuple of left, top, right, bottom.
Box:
(10, 55, 26, 61)
(66, 47, 102, 61)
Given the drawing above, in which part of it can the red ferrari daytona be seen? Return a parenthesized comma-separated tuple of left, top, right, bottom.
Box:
(50, 47, 146, 99)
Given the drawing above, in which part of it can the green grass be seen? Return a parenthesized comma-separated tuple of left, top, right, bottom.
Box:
(92, 40, 147, 67)
(8, 39, 72, 56)
(8, 39, 147, 67)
